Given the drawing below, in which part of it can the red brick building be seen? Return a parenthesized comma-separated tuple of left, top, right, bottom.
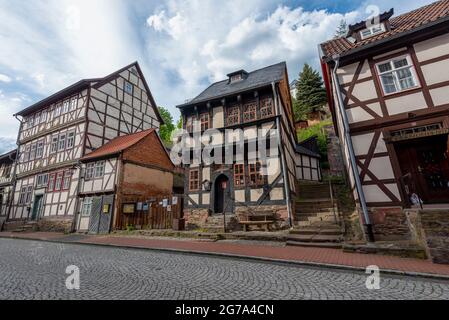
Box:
(77, 129, 174, 233)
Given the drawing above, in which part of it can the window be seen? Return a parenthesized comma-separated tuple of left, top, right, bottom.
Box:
(23, 145, 30, 162)
(186, 116, 195, 133)
(58, 133, 66, 151)
(95, 161, 105, 178)
(18, 187, 27, 205)
(66, 131, 75, 149)
(54, 172, 63, 191)
(29, 144, 37, 161)
(376, 55, 418, 95)
(227, 105, 240, 126)
(50, 136, 58, 154)
(260, 98, 274, 118)
(189, 170, 199, 191)
(40, 110, 47, 123)
(35, 113, 41, 125)
(36, 174, 49, 188)
(81, 198, 93, 216)
(29, 116, 35, 127)
(124, 81, 133, 94)
(63, 171, 71, 190)
(360, 23, 385, 39)
(234, 164, 245, 187)
(69, 98, 77, 111)
(25, 186, 33, 204)
(62, 100, 70, 114)
(36, 140, 44, 158)
(200, 113, 210, 131)
(85, 163, 95, 180)
(2, 164, 11, 178)
(48, 173, 56, 191)
(230, 74, 242, 82)
(243, 101, 257, 122)
(248, 162, 264, 186)
(54, 104, 62, 117)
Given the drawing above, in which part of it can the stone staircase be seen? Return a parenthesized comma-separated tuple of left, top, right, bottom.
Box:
(287, 182, 344, 248)
(4, 221, 38, 233)
(200, 214, 240, 233)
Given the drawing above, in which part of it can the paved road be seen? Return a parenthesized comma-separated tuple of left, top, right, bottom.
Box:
(1, 238, 449, 300)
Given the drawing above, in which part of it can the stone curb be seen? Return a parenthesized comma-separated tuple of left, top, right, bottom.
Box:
(2, 234, 449, 281)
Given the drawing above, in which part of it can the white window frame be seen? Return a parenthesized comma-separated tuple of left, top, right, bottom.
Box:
(62, 100, 70, 114)
(69, 98, 77, 111)
(29, 143, 37, 161)
(376, 54, 420, 96)
(36, 173, 49, 188)
(36, 140, 44, 158)
(50, 136, 58, 154)
(81, 198, 93, 217)
(360, 23, 386, 39)
(95, 161, 105, 178)
(85, 163, 95, 180)
(58, 133, 66, 151)
(124, 81, 133, 94)
(25, 186, 33, 204)
(66, 131, 75, 149)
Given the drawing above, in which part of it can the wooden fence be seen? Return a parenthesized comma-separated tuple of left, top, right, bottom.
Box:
(117, 194, 183, 230)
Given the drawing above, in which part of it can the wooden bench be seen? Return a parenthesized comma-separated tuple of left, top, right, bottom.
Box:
(239, 213, 275, 232)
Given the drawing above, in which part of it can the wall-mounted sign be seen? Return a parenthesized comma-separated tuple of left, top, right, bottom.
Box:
(143, 203, 149, 211)
(137, 202, 143, 211)
(167, 205, 172, 212)
(172, 197, 178, 205)
(103, 204, 110, 214)
(162, 199, 168, 208)
(123, 204, 135, 214)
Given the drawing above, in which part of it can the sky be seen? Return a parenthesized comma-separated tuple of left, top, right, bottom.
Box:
(0, 0, 437, 153)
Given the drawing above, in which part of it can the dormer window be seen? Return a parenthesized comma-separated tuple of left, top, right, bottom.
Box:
(227, 70, 248, 84)
(360, 23, 385, 39)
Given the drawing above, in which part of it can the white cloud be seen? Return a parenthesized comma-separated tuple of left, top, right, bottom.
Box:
(145, 1, 359, 113)
(0, 73, 12, 83)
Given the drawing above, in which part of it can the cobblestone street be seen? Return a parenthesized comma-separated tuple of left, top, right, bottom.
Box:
(1, 238, 449, 300)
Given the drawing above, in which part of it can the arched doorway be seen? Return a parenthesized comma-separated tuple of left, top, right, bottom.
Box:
(214, 174, 230, 214)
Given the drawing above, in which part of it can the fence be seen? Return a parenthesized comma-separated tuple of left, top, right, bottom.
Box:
(117, 194, 183, 230)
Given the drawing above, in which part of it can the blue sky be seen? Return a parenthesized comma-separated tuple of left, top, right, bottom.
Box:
(0, 0, 436, 153)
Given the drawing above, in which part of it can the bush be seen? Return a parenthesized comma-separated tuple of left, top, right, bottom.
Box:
(297, 120, 332, 168)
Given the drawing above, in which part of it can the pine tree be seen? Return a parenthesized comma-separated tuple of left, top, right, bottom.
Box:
(294, 64, 328, 121)
(334, 19, 348, 38)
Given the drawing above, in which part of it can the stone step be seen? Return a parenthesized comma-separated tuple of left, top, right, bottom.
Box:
(294, 220, 340, 228)
(290, 228, 342, 236)
(286, 241, 343, 249)
(287, 234, 342, 243)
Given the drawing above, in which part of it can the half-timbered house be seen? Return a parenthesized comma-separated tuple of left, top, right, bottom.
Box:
(78, 129, 174, 234)
(0, 150, 16, 224)
(176, 62, 321, 231)
(7, 62, 163, 232)
(320, 1, 449, 240)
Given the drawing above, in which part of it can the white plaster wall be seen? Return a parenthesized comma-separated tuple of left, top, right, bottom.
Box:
(385, 92, 427, 115)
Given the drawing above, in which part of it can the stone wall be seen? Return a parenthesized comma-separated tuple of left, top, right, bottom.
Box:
(324, 125, 345, 177)
(368, 207, 410, 241)
(407, 210, 449, 264)
(37, 218, 73, 233)
(184, 204, 289, 232)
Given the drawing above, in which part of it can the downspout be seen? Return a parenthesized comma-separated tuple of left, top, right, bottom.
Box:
(6, 115, 23, 223)
(331, 56, 374, 242)
(272, 82, 293, 228)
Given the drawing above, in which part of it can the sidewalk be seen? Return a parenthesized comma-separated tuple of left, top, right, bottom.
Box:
(2, 231, 449, 279)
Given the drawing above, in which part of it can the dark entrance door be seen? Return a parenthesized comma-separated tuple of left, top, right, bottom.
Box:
(214, 175, 230, 214)
(395, 135, 449, 204)
(31, 195, 44, 220)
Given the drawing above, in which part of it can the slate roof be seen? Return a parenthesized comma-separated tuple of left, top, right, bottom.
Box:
(80, 129, 156, 161)
(296, 144, 320, 158)
(177, 62, 287, 108)
(320, 0, 449, 60)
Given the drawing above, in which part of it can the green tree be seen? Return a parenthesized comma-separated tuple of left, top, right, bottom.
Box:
(294, 64, 328, 121)
(177, 117, 183, 129)
(158, 107, 175, 144)
(334, 19, 348, 38)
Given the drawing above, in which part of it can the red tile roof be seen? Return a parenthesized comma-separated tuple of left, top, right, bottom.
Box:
(320, 0, 449, 59)
(81, 129, 156, 161)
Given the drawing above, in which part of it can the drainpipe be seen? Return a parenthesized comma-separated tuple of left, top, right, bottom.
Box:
(272, 82, 293, 228)
(331, 56, 374, 242)
(6, 115, 23, 223)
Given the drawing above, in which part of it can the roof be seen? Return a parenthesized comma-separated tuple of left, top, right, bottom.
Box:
(0, 149, 17, 162)
(177, 62, 287, 108)
(15, 62, 164, 124)
(296, 144, 320, 158)
(80, 129, 156, 161)
(320, 0, 449, 60)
